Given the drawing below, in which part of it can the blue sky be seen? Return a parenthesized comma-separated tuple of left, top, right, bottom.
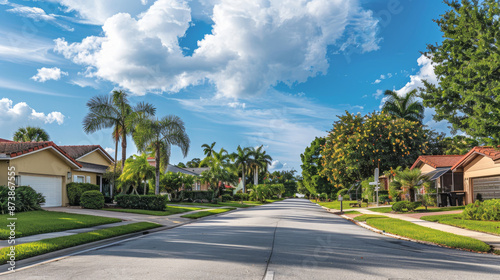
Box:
(0, 0, 451, 171)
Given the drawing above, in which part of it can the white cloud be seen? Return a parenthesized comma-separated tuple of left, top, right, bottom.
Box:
(0, 30, 59, 64)
(0, 98, 65, 138)
(0, 78, 73, 97)
(31, 67, 68, 82)
(7, 6, 55, 21)
(372, 79, 381, 84)
(269, 160, 286, 171)
(54, 0, 380, 98)
(396, 55, 438, 96)
(373, 89, 383, 99)
(380, 74, 386, 79)
(104, 147, 115, 155)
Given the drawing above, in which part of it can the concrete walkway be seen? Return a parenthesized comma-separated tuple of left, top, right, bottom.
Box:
(356, 208, 500, 250)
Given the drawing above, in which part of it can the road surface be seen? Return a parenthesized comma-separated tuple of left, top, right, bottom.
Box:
(5, 199, 500, 279)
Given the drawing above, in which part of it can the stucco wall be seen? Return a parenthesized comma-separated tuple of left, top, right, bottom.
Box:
(70, 170, 99, 185)
(420, 163, 436, 174)
(0, 161, 10, 186)
(463, 155, 500, 204)
(78, 151, 111, 166)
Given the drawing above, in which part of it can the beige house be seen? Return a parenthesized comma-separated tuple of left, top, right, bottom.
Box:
(0, 139, 114, 207)
(451, 147, 500, 204)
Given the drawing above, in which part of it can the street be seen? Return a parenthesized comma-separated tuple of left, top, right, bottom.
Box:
(6, 199, 500, 280)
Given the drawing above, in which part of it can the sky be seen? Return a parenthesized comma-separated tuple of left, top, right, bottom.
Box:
(0, 0, 451, 172)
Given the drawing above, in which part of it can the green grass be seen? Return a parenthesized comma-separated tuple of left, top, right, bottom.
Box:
(368, 205, 466, 214)
(0, 211, 121, 240)
(354, 214, 491, 252)
(367, 207, 393, 213)
(103, 206, 202, 216)
(342, 210, 362, 215)
(0, 222, 161, 264)
(181, 208, 236, 219)
(422, 214, 500, 236)
(315, 200, 360, 210)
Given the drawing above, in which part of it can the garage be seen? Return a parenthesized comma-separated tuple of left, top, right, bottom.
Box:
(20, 175, 63, 207)
(472, 176, 500, 200)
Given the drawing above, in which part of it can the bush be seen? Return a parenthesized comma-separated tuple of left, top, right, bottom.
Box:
(392, 201, 419, 212)
(320, 193, 328, 201)
(67, 183, 99, 206)
(233, 193, 249, 201)
(183, 191, 214, 201)
(80, 190, 104, 209)
(463, 199, 500, 221)
(115, 194, 168, 211)
(0, 186, 45, 214)
(221, 194, 232, 202)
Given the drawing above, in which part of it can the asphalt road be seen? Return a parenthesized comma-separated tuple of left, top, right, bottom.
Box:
(5, 199, 500, 279)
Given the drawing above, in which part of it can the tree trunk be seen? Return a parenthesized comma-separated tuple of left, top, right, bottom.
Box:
(121, 132, 127, 170)
(112, 138, 118, 198)
(242, 165, 246, 193)
(155, 147, 160, 195)
(144, 179, 147, 195)
(254, 166, 258, 185)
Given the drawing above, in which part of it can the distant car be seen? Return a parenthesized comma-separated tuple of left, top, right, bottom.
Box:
(295, 193, 305, 198)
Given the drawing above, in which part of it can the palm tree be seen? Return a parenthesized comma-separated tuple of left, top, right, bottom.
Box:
(13, 126, 50, 142)
(396, 168, 431, 204)
(200, 161, 238, 199)
(231, 146, 252, 193)
(119, 153, 155, 195)
(382, 89, 425, 123)
(200, 148, 230, 167)
(133, 115, 190, 195)
(250, 145, 273, 185)
(201, 142, 216, 158)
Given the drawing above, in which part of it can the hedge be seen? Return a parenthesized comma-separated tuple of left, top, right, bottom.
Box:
(463, 199, 500, 221)
(183, 191, 214, 201)
(221, 194, 232, 202)
(80, 190, 105, 209)
(0, 186, 45, 214)
(115, 194, 168, 211)
(67, 183, 99, 206)
(392, 201, 420, 212)
(233, 193, 249, 201)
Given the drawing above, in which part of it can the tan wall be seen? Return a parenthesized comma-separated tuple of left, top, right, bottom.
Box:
(420, 163, 436, 174)
(71, 170, 99, 185)
(0, 161, 10, 186)
(78, 150, 111, 166)
(10, 149, 73, 205)
(463, 155, 500, 204)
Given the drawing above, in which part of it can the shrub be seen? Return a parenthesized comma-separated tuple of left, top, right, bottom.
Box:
(320, 193, 328, 201)
(80, 190, 104, 209)
(221, 194, 232, 202)
(0, 186, 45, 214)
(66, 183, 99, 206)
(233, 193, 249, 201)
(115, 194, 168, 211)
(379, 195, 390, 203)
(183, 191, 214, 201)
(392, 201, 419, 212)
(463, 199, 500, 221)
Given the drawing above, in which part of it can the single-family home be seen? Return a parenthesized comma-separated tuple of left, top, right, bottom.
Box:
(147, 157, 210, 191)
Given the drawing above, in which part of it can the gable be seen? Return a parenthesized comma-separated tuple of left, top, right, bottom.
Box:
(78, 150, 112, 166)
(11, 148, 73, 176)
(464, 155, 500, 175)
(420, 163, 436, 174)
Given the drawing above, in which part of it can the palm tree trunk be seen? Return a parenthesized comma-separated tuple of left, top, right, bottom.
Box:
(242, 165, 246, 193)
(121, 132, 127, 170)
(144, 179, 147, 195)
(112, 138, 118, 198)
(254, 166, 258, 185)
(155, 147, 160, 195)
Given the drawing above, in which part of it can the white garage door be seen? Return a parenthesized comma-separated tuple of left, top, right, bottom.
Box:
(473, 176, 500, 200)
(20, 175, 62, 207)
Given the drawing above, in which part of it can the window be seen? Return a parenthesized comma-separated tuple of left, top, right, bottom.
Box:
(75, 175, 85, 183)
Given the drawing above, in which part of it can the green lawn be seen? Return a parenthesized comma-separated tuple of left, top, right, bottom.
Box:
(0, 222, 161, 264)
(342, 210, 362, 215)
(0, 211, 121, 239)
(422, 214, 500, 236)
(368, 206, 466, 214)
(315, 200, 360, 210)
(354, 214, 490, 252)
(104, 206, 202, 216)
(181, 208, 236, 219)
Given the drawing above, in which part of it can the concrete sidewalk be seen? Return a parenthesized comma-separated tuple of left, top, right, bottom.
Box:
(356, 208, 500, 250)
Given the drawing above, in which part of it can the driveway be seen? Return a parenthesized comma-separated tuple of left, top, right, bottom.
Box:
(6, 199, 500, 279)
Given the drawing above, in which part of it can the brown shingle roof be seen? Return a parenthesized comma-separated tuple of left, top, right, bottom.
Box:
(0, 141, 81, 167)
(59, 145, 114, 162)
(411, 155, 464, 170)
(451, 146, 500, 171)
(0, 138, 13, 143)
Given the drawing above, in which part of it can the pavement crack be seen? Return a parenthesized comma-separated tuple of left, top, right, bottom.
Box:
(262, 218, 280, 280)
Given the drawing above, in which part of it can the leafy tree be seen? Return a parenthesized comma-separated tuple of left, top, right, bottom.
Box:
(421, 0, 500, 144)
(441, 135, 480, 155)
(320, 111, 428, 190)
(177, 162, 186, 168)
(201, 142, 216, 157)
(186, 158, 206, 168)
(382, 89, 425, 123)
(133, 115, 190, 195)
(300, 137, 333, 195)
(230, 146, 252, 193)
(13, 126, 50, 142)
(119, 153, 155, 195)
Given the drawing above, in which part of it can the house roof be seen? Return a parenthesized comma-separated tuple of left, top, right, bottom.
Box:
(59, 145, 114, 163)
(451, 146, 500, 171)
(410, 155, 464, 170)
(147, 157, 209, 176)
(183, 167, 210, 175)
(166, 164, 200, 176)
(0, 138, 13, 143)
(78, 162, 109, 174)
(0, 141, 82, 168)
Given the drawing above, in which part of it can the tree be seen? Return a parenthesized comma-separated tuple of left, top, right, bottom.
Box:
(301, 137, 333, 195)
(382, 89, 424, 123)
(321, 111, 429, 190)
(83, 90, 156, 170)
(249, 145, 272, 185)
(133, 115, 190, 195)
(394, 168, 431, 207)
(186, 158, 206, 168)
(230, 146, 252, 193)
(441, 135, 480, 155)
(421, 0, 500, 144)
(201, 142, 216, 157)
(13, 126, 50, 142)
(119, 153, 155, 195)
(177, 162, 186, 168)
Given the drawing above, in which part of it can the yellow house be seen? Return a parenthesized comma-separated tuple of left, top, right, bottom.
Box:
(451, 147, 500, 204)
(0, 139, 114, 207)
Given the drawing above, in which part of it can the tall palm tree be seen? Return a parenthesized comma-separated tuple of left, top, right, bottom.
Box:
(119, 153, 155, 195)
(250, 145, 273, 185)
(133, 115, 190, 195)
(382, 89, 425, 123)
(13, 126, 50, 142)
(231, 146, 252, 193)
(201, 142, 216, 158)
(83, 90, 156, 170)
(200, 148, 230, 167)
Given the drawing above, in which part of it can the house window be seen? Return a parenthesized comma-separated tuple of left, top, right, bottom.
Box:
(75, 175, 85, 183)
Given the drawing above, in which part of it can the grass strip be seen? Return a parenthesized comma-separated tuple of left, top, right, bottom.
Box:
(315, 200, 359, 210)
(0, 211, 121, 240)
(354, 214, 490, 252)
(181, 208, 236, 219)
(104, 206, 202, 216)
(0, 222, 161, 264)
(368, 206, 465, 214)
(422, 214, 500, 236)
(342, 210, 361, 215)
